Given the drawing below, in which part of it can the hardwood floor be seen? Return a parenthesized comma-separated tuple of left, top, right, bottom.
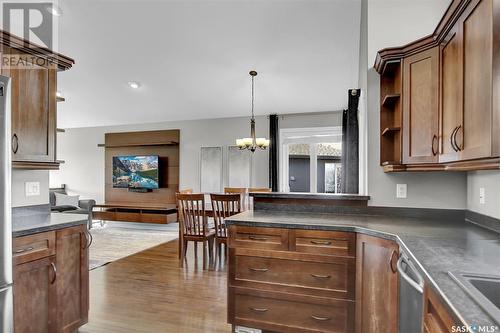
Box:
(79, 239, 231, 333)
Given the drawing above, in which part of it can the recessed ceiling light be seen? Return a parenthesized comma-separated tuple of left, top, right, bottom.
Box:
(128, 81, 141, 89)
(47, 4, 63, 16)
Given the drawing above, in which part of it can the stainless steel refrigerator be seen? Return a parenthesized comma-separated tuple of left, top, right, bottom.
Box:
(0, 75, 13, 332)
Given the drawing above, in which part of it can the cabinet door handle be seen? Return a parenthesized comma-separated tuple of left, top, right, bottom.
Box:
(249, 267, 269, 272)
(14, 246, 34, 254)
(12, 134, 18, 154)
(389, 250, 398, 273)
(50, 262, 57, 284)
(87, 230, 93, 249)
(81, 231, 88, 249)
(248, 236, 267, 241)
(250, 307, 268, 313)
(311, 315, 331, 321)
(311, 274, 331, 279)
(454, 125, 462, 151)
(310, 240, 332, 246)
(431, 135, 438, 156)
(450, 127, 459, 152)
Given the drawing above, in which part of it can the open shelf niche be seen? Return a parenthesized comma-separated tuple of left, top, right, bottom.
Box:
(380, 60, 402, 167)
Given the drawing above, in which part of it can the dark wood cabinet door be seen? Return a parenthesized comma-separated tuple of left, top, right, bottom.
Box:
(13, 256, 57, 333)
(440, 24, 463, 163)
(56, 225, 89, 333)
(355, 234, 398, 333)
(402, 47, 439, 164)
(2, 47, 56, 163)
(458, 0, 492, 160)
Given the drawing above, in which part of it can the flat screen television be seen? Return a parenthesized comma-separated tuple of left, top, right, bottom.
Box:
(112, 155, 160, 189)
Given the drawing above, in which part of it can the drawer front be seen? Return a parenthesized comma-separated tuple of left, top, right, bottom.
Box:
(234, 292, 354, 333)
(229, 226, 288, 251)
(115, 212, 141, 222)
(234, 255, 355, 300)
(291, 230, 356, 257)
(93, 210, 115, 220)
(13, 231, 56, 265)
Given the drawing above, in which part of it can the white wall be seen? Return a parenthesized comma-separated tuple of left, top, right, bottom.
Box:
(50, 116, 270, 202)
(366, 0, 467, 209)
(280, 112, 342, 129)
(12, 170, 49, 208)
(467, 172, 500, 219)
(368, 0, 451, 65)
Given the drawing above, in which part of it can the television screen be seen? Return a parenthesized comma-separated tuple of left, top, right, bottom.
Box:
(113, 155, 159, 189)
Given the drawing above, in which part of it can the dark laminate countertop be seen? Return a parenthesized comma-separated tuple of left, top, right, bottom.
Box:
(13, 213, 88, 237)
(226, 210, 500, 328)
(249, 192, 370, 201)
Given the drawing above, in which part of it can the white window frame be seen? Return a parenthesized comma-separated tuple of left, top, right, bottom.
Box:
(279, 127, 342, 193)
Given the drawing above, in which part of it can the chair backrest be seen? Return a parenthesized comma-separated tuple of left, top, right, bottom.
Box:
(176, 193, 208, 237)
(178, 188, 193, 194)
(248, 188, 272, 193)
(224, 187, 249, 210)
(210, 194, 241, 238)
(224, 187, 247, 194)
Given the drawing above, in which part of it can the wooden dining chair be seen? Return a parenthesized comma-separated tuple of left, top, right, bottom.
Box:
(176, 193, 215, 269)
(176, 188, 193, 259)
(224, 187, 249, 210)
(210, 194, 241, 260)
(248, 188, 272, 193)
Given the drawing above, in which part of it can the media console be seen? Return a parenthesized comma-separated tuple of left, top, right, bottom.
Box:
(93, 202, 178, 224)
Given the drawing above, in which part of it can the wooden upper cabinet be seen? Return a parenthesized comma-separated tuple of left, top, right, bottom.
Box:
(56, 225, 89, 333)
(376, 0, 500, 171)
(459, 0, 493, 160)
(440, 24, 462, 163)
(403, 47, 439, 164)
(0, 31, 73, 170)
(5, 48, 57, 164)
(355, 234, 399, 333)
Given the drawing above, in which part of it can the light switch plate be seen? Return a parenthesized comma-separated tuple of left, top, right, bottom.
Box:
(479, 187, 486, 204)
(25, 181, 40, 197)
(396, 184, 407, 199)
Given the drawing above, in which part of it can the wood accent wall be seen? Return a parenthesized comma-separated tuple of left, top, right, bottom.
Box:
(104, 130, 180, 205)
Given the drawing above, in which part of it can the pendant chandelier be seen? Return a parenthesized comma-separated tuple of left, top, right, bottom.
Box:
(236, 70, 270, 152)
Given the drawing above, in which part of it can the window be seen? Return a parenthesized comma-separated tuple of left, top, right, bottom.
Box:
(280, 127, 342, 193)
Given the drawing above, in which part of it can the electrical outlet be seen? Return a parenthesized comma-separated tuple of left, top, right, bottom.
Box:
(25, 182, 40, 197)
(396, 184, 407, 199)
(479, 187, 486, 205)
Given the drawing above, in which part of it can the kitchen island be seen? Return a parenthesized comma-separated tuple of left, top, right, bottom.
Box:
(226, 209, 500, 332)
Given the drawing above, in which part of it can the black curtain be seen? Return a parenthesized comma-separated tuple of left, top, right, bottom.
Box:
(341, 89, 360, 194)
(269, 114, 279, 191)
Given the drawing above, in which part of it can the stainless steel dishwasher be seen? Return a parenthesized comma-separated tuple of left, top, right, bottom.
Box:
(398, 253, 425, 333)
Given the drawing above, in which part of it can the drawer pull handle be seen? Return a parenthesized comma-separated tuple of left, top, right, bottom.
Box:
(310, 240, 332, 245)
(248, 236, 268, 241)
(249, 267, 269, 272)
(14, 246, 34, 254)
(311, 315, 331, 321)
(50, 262, 57, 284)
(250, 307, 268, 313)
(311, 274, 331, 279)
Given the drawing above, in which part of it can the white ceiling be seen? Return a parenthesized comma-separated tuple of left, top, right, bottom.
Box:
(56, 0, 361, 128)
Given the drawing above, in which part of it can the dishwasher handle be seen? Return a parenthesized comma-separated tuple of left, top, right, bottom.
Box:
(397, 254, 424, 294)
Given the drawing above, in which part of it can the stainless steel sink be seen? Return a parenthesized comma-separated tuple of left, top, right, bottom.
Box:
(449, 271, 500, 324)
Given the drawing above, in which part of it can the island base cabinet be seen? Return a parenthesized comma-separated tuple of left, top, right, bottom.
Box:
(56, 225, 90, 333)
(12, 225, 89, 333)
(355, 234, 399, 333)
(13, 256, 57, 333)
